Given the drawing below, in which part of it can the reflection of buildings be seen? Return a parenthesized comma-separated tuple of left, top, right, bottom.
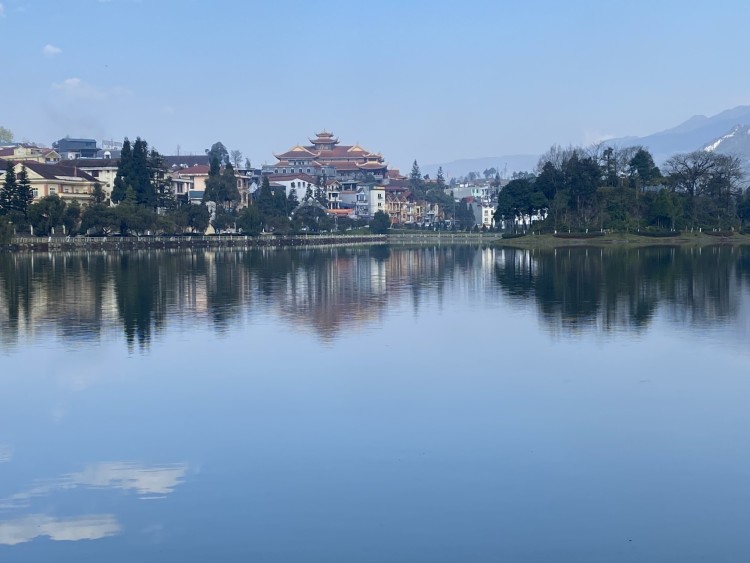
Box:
(2, 246, 749, 348)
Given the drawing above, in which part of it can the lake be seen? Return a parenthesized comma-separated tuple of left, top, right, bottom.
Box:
(1, 245, 749, 562)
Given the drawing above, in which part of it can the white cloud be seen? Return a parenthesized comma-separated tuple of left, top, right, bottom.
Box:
(0, 514, 120, 546)
(162, 105, 175, 115)
(0, 3, 5, 17)
(0, 444, 11, 463)
(43, 44, 62, 57)
(52, 78, 105, 101)
(51, 78, 133, 102)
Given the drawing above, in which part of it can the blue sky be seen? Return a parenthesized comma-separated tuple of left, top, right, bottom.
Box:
(2, 0, 749, 170)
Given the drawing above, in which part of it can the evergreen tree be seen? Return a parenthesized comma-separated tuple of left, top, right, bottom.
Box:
(150, 150, 174, 210)
(16, 165, 34, 215)
(91, 182, 107, 205)
(436, 166, 445, 189)
(0, 161, 16, 215)
(409, 160, 422, 188)
(112, 138, 132, 203)
(207, 142, 229, 166)
(287, 188, 299, 210)
(256, 175, 275, 219)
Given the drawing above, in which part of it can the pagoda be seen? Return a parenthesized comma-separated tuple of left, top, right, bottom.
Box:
(266, 130, 389, 182)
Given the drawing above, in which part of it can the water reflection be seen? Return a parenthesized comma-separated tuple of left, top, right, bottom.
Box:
(0, 514, 120, 546)
(493, 246, 750, 336)
(1, 245, 750, 349)
(0, 462, 188, 509)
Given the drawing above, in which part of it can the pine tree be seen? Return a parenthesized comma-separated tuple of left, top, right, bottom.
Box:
(0, 161, 16, 215)
(112, 138, 132, 203)
(409, 160, 423, 193)
(436, 166, 445, 188)
(287, 188, 299, 210)
(16, 165, 34, 214)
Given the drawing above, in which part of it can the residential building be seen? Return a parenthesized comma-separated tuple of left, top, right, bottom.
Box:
(57, 158, 119, 199)
(52, 138, 99, 159)
(0, 144, 60, 163)
(0, 160, 96, 204)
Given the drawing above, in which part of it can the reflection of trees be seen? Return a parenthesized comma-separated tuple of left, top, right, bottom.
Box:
(494, 246, 749, 333)
(3, 245, 747, 348)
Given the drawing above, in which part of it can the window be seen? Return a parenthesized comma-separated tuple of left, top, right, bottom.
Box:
(32, 188, 39, 198)
(307, 168, 311, 174)
(63, 186, 71, 193)
(49, 187, 56, 195)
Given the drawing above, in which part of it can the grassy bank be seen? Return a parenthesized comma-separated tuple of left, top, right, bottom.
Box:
(493, 231, 750, 249)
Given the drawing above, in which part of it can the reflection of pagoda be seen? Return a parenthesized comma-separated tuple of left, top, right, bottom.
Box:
(266, 130, 388, 182)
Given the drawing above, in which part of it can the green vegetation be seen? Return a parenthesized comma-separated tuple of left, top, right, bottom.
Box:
(495, 145, 747, 234)
(370, 210, 391, 234)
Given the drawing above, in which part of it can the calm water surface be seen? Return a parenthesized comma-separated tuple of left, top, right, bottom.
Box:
(0, 245, 749, 562)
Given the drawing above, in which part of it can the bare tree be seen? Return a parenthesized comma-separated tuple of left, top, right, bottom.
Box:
(666, 151, 745, 227)
(230, 149, 243, 169)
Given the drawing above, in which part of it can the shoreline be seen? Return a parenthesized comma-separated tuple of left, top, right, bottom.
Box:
(491, 232, 750, 249)
(5, 234, 387, 252)
(3, 231, 749, 252)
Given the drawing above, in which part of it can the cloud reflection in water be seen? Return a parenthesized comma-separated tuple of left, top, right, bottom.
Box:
(0, 514, 120, 546)
(0, 462, 187, 509)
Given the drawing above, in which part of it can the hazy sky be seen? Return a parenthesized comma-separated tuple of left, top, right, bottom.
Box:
(2, 0, 749, 170)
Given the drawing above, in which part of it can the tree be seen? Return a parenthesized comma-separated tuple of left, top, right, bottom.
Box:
(628, 148, 661, 186)
(111, 138, 132, 203)
(409, 160, 422, 191)
(236, 205, 262, 235)
(0, 161, 17, 215)
(207, 142, 229, 166)
(230, 149, 243, 169)
(63, 201, 82, 235)
(256, 176, 276, 219)
(436, 166, 446, 189)
(665, 151, 745, 228)
(203, 158, 240, 210)
(244, 157, 252, 170)
(149, 150, 174, 211)
(27, 195, 66, 236)
(91, 182, 107, 205)
(287, 188, 299, 211)
(370, 210, 390, 234)
(81, 204, 117, 235)
(15, 166, 34, 216)
(212, 207, 236, 233)
(0, 126, 13, 145)
(178, 204, 210, 233)
(112, 137, 156, 207)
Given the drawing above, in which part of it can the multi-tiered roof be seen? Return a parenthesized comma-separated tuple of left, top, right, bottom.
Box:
(272, 131, 387, 176)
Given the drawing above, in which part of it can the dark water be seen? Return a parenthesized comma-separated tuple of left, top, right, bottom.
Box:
(0, 245, 749, 562)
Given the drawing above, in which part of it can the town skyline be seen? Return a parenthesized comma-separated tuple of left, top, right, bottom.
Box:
(3, 0, 750, 170)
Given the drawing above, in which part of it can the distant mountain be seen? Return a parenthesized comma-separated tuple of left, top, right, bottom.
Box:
(423, 106, 750, 179)
(607, 105, 750, 163)
(701, 124, 750, 175)
(422, 155, 538, 179)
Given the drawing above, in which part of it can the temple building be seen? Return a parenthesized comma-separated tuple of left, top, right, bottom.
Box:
(264, 131, 389, 183)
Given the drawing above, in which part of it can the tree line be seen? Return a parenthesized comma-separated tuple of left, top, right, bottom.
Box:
(494, 144, 749, 232)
